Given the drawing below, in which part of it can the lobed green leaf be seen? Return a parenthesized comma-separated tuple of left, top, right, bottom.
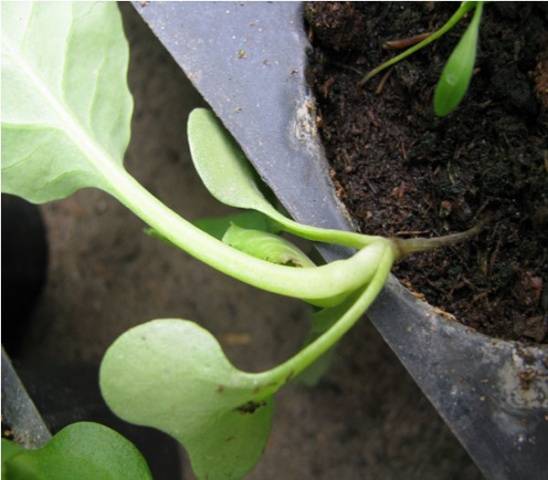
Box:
(100, 319, 275, 480)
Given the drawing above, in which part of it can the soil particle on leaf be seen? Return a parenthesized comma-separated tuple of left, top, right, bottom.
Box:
(305, 2, 548, 343)
(236, 400, 267, 414)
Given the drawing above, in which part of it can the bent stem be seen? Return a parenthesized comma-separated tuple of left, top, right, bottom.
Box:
(251, 245, 395, 395)
(359, 1, 477, 86)
(104, 165, 388, 304)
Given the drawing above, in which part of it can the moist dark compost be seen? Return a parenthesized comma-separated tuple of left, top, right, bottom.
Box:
(305, 2, 548, 343)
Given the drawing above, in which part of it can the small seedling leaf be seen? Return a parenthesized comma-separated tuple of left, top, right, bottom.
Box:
(188, 108, 281, 220)
(433, 2, 483, 116)
(223, 223, 315, 267)
(1, 423, 152, 480)
(187, 108, 381, 249)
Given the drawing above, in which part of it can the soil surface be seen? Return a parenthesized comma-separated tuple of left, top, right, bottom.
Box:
(305, 2, 548, 343)
(8, 4, 483, 479)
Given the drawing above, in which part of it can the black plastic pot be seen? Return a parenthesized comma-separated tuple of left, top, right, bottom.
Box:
(134, 3, 547, 479)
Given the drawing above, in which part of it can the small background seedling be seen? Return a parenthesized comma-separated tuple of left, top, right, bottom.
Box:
(361, 1, 484, 116)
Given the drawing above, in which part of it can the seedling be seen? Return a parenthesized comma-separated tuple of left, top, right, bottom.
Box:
(1, 2, 480, 478)
(100, 271, 393, 479)
(361, 1, 484, 116)
(1, 422, 152, 479)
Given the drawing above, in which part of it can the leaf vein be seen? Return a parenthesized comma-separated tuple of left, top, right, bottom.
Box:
(60, 4, 76, 107)
(1, 139, 54, 172)
(87, 54, 108, 130)
(20, 2, 35, 51)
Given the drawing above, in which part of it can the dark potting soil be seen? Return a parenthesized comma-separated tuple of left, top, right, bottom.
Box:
(305, 2, 548, 343)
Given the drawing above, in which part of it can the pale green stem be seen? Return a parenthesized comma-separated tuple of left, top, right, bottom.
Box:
(104, 167, 389, 304)
(360, 1, 477, 85)
(269, 209, 383, 250)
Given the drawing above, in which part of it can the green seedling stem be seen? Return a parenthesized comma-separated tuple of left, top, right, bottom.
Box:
(253, 245, 395, 393)
(359, 1, 478, 86)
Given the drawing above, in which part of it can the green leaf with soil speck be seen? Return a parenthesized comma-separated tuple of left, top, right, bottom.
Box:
(223, 223, 315, 267)
(100, 319, 279, 480)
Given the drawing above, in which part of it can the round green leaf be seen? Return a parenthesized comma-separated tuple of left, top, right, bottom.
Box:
(99, 248, 394, 479)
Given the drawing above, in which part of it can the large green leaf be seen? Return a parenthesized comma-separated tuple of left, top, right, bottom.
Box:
(2, 422, 152, 480)
(0, 3, 387, 305)
(1, 2, 132, 203)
